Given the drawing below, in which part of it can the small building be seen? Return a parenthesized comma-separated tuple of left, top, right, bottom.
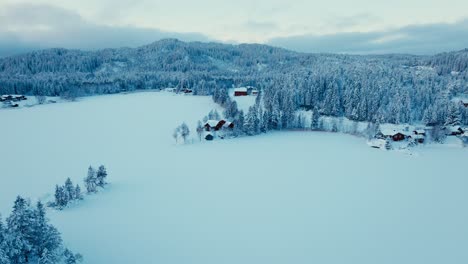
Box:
(376, 128, 410, 142)
(234, 88, 248, 96)
(250, 89, 259, 96)
(413, 134, 425, 144)
(183, 89, 193, 94)
(445, 126, 464, 136)
(204, 120, 234, 131)
(223, 121, 234, 129)
(15, 95, 27, 101)
(461, 99, 468, 107)
(204, 120, 220, 131)
(205, 134, 214, 141)
(413, 129, 426, 136)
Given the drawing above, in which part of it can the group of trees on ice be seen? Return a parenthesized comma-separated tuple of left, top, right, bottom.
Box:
(52, 165, 108, 210)
(173, 123, 190, 143)
(84, 165, 108, 194)
(53, 178, 83, 209)
(0, 197, 82, 264)
(1, 39, 467, 127)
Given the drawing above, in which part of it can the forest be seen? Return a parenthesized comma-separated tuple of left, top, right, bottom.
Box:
(0, 39, 467, 126)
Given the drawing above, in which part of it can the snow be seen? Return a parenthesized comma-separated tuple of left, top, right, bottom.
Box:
(234, 87, 248, 92)
(229, 88, 256, 112)
(1, 92, 468, 264)
(367, 138, 387, 149)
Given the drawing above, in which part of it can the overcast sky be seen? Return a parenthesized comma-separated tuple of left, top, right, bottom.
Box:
(1, 0, 467, 56)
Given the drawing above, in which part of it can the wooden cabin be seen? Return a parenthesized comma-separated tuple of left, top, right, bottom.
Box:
(234, 88, 248, 96)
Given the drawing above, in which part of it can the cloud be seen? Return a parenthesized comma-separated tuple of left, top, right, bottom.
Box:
(268, 19, 468, 55)
(0, 4, 210, 57)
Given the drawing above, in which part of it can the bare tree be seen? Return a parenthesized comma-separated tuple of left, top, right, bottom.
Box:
(172, 128, 179, 143)
(36, 95, 47, 104)
(179, 123, 190, 143)
(196, 121, 204, 141)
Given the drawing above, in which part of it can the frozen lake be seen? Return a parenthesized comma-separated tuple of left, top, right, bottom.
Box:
(1, 92, 467, 264)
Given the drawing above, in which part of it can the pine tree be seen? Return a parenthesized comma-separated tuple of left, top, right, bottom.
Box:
(0, 215, 10, 264)
(445, 103, 461, 126)
(311, 107, 320, 130)
(63, 249, 82, 264)
(6, 196, 34, 264)
(96, 165, 108, 187)
(84, 166, 97, 193)
(33, 201, 62, 259)
(38, 248, 54, 264)
(244, 106, 259, 136)
(54, 185, 68, 208)
(64, 178, 75, 201)
(74, 185, 83, 200)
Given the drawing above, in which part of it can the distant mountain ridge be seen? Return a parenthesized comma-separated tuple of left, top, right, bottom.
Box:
(0, 39, 467, 126)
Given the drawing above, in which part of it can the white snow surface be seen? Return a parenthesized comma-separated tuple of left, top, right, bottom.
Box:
(1, 92, 468, 264)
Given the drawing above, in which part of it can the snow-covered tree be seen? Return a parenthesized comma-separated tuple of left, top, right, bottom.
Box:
(64, 178, 75, 201)
(84, 166, 97, 193)
(172, 128, 179, 144)
(96, 165, 108, 187)
(179, 123, 190, 143)
(196, 121, 204, 141)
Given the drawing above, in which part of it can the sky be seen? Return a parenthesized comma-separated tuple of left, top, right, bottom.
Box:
(0, 0, 467, 56)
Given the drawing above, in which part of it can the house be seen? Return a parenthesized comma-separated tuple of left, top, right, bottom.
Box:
(204, 120, 220, 131)
(204, 120, 235, 132)
(376, 128, 410, 142)
(205, 134, 214, 141)
(413, 129, 426, 136)
(250, 89, 259, 96)
(0, 95, 13, 102)
(413, 134, 425, 144)
(234, 88, 248, 96)
(223, 121, 234, 129)
(445, 126, 464, 136)
(183, 89, 193, 94)
(461, 99, 468, 107)
(4, 101, 19, 107)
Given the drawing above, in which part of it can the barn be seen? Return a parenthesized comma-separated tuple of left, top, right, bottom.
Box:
(234, 88, 248, 96)
(376, 128, 410, 142)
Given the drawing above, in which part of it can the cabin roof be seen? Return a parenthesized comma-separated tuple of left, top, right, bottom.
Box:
(234, 87, 248, 92)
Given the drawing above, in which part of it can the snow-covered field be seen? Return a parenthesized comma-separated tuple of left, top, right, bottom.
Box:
(1, 92, 468, 264)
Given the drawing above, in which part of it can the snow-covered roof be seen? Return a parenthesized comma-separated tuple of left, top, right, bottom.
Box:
(205, 120, 220, 127)
(234, 87, 248, 92)
(379, 124, 413, 136)
(223, 121, 233, 127)
(379, 128, 409, 136)
(414, 129, 425, 134)
(447, 126, 462, 132)
(413, 134, 425, 139)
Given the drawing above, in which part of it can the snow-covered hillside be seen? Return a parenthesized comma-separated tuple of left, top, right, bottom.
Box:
(1, 92, 467, 264)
